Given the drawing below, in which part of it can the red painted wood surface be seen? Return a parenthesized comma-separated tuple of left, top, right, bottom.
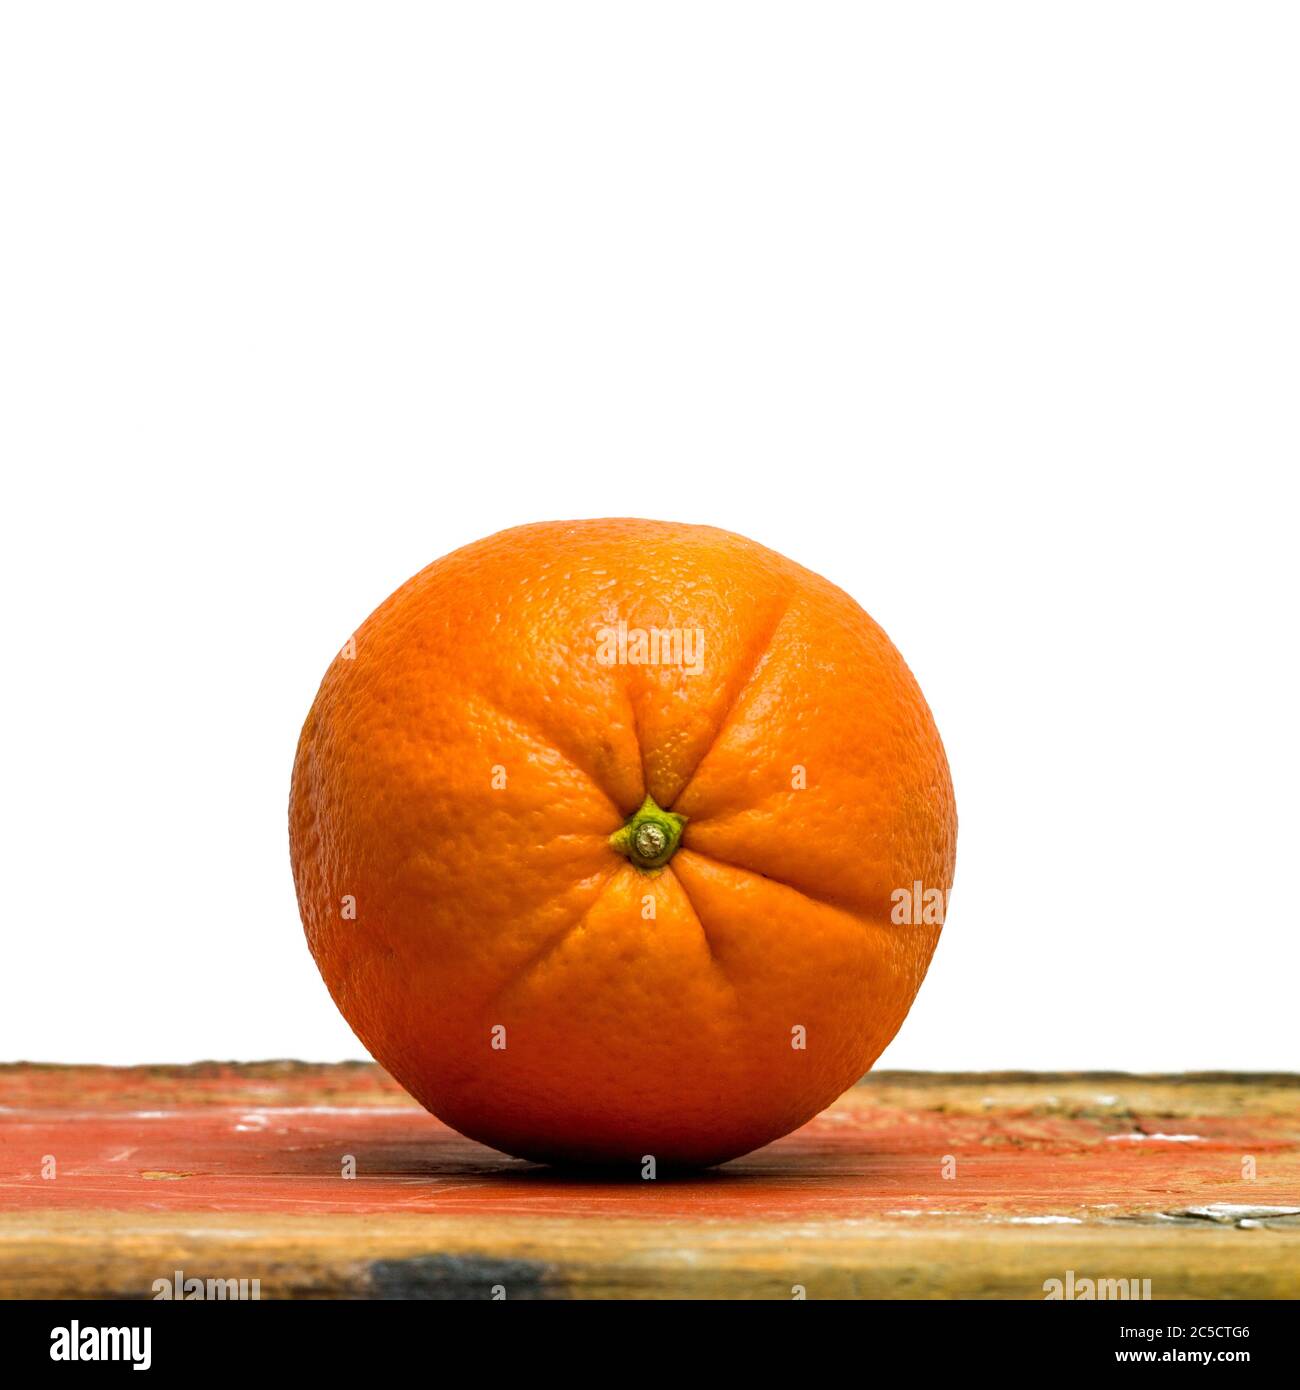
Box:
(1, 1064, 1297, 1298)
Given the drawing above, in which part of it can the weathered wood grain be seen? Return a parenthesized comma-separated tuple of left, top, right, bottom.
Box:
(1, 1064, 1296, 1299)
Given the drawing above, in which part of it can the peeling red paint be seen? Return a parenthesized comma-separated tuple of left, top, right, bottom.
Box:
(1, 1065, 1295, 1223)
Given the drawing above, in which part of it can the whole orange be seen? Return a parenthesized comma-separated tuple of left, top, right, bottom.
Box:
(290, 519, 956, 1167)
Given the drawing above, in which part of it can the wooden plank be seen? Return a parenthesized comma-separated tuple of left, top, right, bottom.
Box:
(1, 1064, 1296, 1299)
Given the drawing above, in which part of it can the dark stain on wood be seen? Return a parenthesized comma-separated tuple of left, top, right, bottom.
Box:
(369, 1253, 553, 1300)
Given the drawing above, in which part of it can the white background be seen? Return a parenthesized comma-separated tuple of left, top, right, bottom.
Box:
(2, 4, 1296, 1070)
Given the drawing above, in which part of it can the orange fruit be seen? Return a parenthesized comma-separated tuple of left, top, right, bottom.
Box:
(290, 519, 956, 1167)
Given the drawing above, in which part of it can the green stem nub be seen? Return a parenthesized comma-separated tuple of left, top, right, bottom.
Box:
(610, 794, 686, 872)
